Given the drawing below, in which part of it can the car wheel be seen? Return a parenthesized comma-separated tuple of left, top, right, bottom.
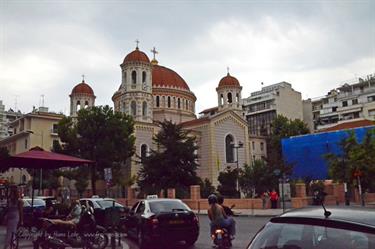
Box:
(185, 237, 198, 247)
(137, 229, 147, 249)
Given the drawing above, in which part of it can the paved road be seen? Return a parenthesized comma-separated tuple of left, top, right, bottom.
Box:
(122, 215, 270, 249)
(0, 215, 270, 249)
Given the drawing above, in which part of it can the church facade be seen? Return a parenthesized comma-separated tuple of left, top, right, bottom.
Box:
(70, 44, 252, 188)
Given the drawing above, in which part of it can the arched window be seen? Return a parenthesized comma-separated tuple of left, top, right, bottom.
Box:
(220, 94, 224, 105)
(142, 101, 147, 117)
(156, 96, 160, 107)
(162, 96, 165, 107)
(227, 92, 232, 104)
(225, 134, 234, 163)
(131, 71, 137, 85)
(22, 175, 26, 183)
(76, 101, 81, 110)
(178, 98, 181, 109)
(122, 102, 126, 112)
(141, 144, 148, 162)
(124, 71, 127, 83)
(84, 101, 89, 108)
(168, 96, 171, 108)
(131, 101, 136, 116)
(236, 93, 239, 103)
(173, 97, 176, 108)
(186, 100, 189, 110)
(142, 71, 146, 83)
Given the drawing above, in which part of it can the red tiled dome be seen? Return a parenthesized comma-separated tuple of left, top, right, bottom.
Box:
(71, 81, 94, 95)
(123, 48, 150, 63)
(218, 73, 240, 88)
(152, 65, 190, 90)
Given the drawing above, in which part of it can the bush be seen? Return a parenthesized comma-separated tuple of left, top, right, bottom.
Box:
(199, 178, 216, 198)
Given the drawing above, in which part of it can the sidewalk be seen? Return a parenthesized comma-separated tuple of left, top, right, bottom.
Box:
(0, 225, 129, 249)
(193, 208, 289, 217)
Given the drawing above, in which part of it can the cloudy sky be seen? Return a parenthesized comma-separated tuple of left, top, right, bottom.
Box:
(1, 0, 374, 114)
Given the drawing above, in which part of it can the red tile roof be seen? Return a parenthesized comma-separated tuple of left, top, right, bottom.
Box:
(199, 107, 218, 114)
(180, 117, 210, 127)
(71, 81, 94, 95)
(321, 119, 375, 132)
(218, 73, 240, 88)
(152, 65, 190, 90)
(123, 48, 150, 63)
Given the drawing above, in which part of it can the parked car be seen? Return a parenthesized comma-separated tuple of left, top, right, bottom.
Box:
(79, 197, 129, 228)
(247, 206, 375, 249)
(123, 197, 199, 248)
(22, 198, 46, 227)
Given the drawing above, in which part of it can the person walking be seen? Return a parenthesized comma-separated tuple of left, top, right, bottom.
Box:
(4, 185, 23, 249)
(270, 189, 279, 209)
(261, 191, 269, 209)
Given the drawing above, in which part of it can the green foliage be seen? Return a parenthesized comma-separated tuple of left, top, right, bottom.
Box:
(56, 105, 135, 194)
(266, 115, 310, 177)
(325, 129, 375, 191)
(138, 120, 199, 195)
(199, 178, 216, 198)
(239, 160, 278, 197)
(0, 147, 10, 173)
(217, 167, 239, 198)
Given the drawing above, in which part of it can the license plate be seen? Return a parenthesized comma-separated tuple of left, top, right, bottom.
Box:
(217, 233, 222, 239)
(169, 220, 184, 224)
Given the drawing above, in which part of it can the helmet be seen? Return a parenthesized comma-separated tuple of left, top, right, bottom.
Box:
(217, 194, 224, 205)
(208, 194, 218, 205)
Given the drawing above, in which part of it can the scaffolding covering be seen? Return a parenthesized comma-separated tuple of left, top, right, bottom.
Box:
(281, 126, 375, 180)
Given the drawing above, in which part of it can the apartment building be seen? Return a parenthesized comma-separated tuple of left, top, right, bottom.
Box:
(0, 107, 63, 185)
(243, 82, 304, 136)
(312, 74, 375, 131)
(0, 101, 6, 140)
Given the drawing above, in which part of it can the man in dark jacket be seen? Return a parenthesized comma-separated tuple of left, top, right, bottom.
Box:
(217, 195, 234, 216)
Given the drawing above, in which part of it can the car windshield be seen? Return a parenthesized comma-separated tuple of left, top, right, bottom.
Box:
(24, 199, 45, 206)
(248, 222, 375, 249)
(97, 200, 123, 209)
(149, 200, 190, 213)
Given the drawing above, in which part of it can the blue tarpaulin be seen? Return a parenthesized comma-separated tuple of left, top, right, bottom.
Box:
(281, 126, 375, 180)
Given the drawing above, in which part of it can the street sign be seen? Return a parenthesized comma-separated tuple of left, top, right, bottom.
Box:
(104, 168, 112, 181)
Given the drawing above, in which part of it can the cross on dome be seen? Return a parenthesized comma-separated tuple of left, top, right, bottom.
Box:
(135, 39, 140, 49)
(82, 74, 85, 82)
(227, 66, 230, 75)
(151, 46, 158, 60)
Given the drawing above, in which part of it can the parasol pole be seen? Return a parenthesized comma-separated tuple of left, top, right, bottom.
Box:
(31, 168, 36, 211)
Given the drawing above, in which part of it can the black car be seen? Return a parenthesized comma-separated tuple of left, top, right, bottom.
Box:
(247, 206, 375, 249)
(79, 198, 128, 228)
(124, 198, 199, 248)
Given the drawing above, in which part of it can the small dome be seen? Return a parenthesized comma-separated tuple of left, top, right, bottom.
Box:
(152, 65, 190, 90)
(218, 73, 240, 88)
(123, 48, 150, 63)
(71, 81, 95, 96)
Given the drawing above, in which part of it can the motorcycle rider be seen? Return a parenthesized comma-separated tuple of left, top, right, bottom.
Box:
(217, 194, 234, 216)
(46, 200, 81, 227)
(207, 194, 235, 239)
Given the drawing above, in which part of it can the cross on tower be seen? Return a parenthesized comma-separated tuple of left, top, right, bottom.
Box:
(135, 39, 140, 49)
(82, 74, 85, 82)
(151, 46, 158, 60)
(227, 66, 230, 75)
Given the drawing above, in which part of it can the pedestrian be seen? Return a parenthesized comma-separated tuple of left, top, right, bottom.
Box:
(270, 189, 279, 209)
(261, 191, 269, 209)
(4, 185, 23, 249)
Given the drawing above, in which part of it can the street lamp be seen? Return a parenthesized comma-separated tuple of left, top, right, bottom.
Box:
(231, 141, 243, 197)
(27, 130, 44, 195)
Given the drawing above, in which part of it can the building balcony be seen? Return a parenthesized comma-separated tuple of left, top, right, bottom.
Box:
(245, 104, 276, 116)
(337, 103, 363, 113)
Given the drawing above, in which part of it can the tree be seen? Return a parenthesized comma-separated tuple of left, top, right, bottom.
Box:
(266, 115, 310, 176)
(138, 120, 199, 195)
(239, 160, 278, 197)
(56, 105, 135, 194)
(217, 167, 239, 198)
(325, 129, 375, 191)
(199, 178, 216, 198)
(0, 147, 10, 173)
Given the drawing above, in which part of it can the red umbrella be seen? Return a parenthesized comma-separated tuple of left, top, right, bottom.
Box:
(0, 146, 93, 169)
(0, 147, 94, 208)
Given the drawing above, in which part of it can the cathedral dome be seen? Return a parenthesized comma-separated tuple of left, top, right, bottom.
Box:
(218, 73, 240, 88)
(152, 65, 190, 90)
(123, 48, 150, 63)
(71, 80, 94, 96)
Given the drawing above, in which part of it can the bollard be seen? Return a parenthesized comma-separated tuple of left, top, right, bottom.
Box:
(198, 201, 200, 214)
(111, 234, 116, 249)
(118, 231, 121, 246)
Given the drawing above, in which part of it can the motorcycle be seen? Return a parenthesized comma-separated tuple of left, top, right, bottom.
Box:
(211, 204, 235, 248)
(212, 227, 232, 249)
(35, 205, 109, 249)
